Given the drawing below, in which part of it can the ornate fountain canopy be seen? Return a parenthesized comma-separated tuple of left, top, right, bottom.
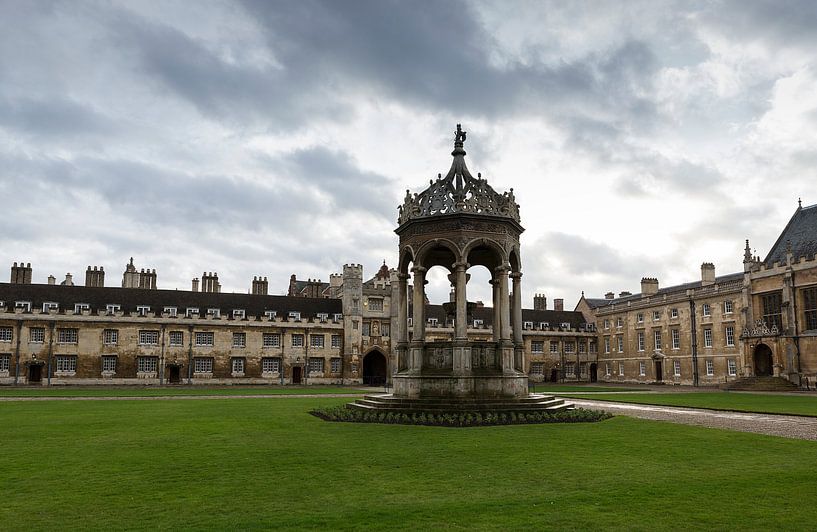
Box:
(397, 124, 521, 226)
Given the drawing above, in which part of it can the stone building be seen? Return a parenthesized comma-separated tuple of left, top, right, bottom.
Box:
(578, 201, 817, 386)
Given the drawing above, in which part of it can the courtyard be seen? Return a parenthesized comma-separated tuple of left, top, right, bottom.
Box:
(1, 388, 816, 530)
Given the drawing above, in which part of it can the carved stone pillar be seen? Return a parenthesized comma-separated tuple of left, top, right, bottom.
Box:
(490, 278, 501, 343)
(397, 272, 409, 371)
(511, 271, 523, 370)
(497, 265, 512, 342)
(410, 266, 427, 371)
(453, 262, 469, 340)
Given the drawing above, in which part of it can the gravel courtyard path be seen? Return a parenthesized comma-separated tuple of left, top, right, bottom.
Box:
(566, 398, 817, 441)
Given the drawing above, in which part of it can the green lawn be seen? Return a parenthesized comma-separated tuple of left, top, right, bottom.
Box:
(530, 384, 647, 393)
(1, 397, 815, 530)
(566, 392, 817, 417)
(0, 385, 367, 397)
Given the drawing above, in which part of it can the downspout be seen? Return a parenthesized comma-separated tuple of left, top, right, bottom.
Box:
(303, 327, 309, 385)
(187, 325, 193, 385)
(791, 269, 801, 376)
(689, 298, 699, 387)
(159, 324, 166, 385)
(14, 320, 22, 385)
(47, 321, 55, 386)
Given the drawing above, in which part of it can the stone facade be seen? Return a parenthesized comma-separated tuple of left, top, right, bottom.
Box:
(580, 202, 817, 386)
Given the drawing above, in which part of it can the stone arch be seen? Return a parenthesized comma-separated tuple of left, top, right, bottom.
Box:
(509, 247, 521, 274)
(462, 237, 507, 272)
(753, 343, 774, 376)
(362, 347, 388, 386)
(398, 245, 416, 275)
(415, 238, 461, 271)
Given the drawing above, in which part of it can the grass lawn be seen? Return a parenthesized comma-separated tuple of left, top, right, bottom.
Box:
(0, 385, 367, 398)
(1, 397, 815, 530)
(566, 392, 817, 417)
(530, 384, 647, 393)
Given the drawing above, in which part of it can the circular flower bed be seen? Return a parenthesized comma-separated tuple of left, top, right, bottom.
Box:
(310, 407, 612, 427)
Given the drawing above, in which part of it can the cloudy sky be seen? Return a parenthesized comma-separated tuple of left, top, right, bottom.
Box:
(2, 0, 816, 308)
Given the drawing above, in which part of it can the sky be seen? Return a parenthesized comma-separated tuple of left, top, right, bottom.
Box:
(2, 0, 816, 308)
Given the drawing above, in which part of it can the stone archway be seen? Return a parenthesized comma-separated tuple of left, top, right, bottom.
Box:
(754, 343, 774, 376)
(362, 350, 387, 386)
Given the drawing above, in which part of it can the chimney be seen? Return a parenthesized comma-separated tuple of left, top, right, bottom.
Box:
(48, 275, 56, 285)
(605, 292, 615, 300)
(192, 277, 200, 292)
(62, 273, 74, 286)
(701, 262, 716, 286)
(619, 291, 632, 298)
(641, 277, 659, 296)
(252, 276, 269, 295)
(288, 274, 298, 296)
(85, 266, 105, 287)
(554, 298, 564, 311)
(533, 293, 547, 311)
(201, 272, 220, 293)
(10, 262, 32, 284)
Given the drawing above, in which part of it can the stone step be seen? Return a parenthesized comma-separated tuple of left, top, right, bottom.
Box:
(721, 376, 799, 391)
(362, 393, 558, 404)
(354, 399, 567, 411)
(348, 394, 572, 413)
(347, 402, 572, 413)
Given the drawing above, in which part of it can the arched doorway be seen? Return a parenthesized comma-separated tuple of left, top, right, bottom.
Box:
(754, 344, 774, 376)
(363, 350, 387, 386)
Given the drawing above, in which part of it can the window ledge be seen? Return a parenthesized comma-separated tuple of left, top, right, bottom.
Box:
(137, 372, 157, 379)
(231, 372, 245, 378)
(193, 372, 213, 378)
(55, 371, 76, 377)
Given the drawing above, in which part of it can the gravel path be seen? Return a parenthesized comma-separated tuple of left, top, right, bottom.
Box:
(567, 398, 817, 441)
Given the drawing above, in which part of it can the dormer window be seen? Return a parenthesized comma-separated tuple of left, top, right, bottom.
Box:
(539, 322, 549, 329)
(427, 318, 438, 327)
(164, 306, 178, 317)
(186, 307, 200, 318)
(288, 311, 301, 321)
(74, 303, 89, 313)
(473, 319, 483, 327)
(0, 301, 5, 310)
(42, 302, 59, 313)
(317, 313, 328, 322)
(207, 308, 221, 318)
(333, 313, 343, 322)
(560, 322, 570, 329)
(523, 321, 533, 330)
(136, 305, 151, 317)
(264, 310, 277, 320)
(106, 304, 121, 315)
(15, 301, 31, 312)
(233, 309, 246, 320)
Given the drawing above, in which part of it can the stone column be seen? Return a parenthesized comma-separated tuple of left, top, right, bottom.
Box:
(410, 266, 427, 371)
(511, 271, 523, 370)
(497, 265, 512, 342)
(453, 262, 469, 340)
(490, 278, 501, 343)
(396, 272, 410, 371)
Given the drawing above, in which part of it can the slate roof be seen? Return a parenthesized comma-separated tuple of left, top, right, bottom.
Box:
(590, 272, 744, 307)
(764, 204, 817, 266)
(419, 304, 587, 329)
(583, 298, 612, 309)
(0, 283, 341, 318)
(291, 280, 330, 296)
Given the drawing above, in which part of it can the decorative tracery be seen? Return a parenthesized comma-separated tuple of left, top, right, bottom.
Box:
(398, 125, 521, 225)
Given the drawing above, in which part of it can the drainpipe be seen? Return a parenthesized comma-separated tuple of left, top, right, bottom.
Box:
(280, 329, 285, 386)
(791, 269, 801, 378)
(47, 321, 55, 386)
(303, 328, 309, 385)
(187, 325, 193, 385)
(689, 298, 699, 387)
(14, 321, 22, 385)
(159, 324, 166, 385)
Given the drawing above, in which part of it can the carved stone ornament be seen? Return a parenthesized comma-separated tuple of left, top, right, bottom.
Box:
(397, 124, 521, 226)
(741, 320, 780, 338)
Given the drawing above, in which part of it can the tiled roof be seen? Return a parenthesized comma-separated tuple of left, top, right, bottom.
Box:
(764, 204, 817, 266)
(0, 283, 341, 317)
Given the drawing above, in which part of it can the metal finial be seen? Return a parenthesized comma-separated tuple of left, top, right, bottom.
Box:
(798, 197, 802, 209)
